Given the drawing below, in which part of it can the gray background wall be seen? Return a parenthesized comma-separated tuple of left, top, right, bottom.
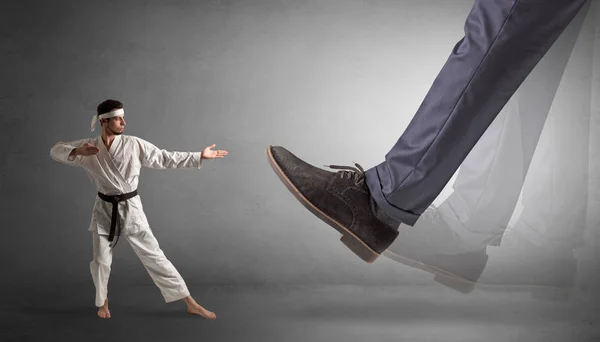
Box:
(2, 0, 598, 289)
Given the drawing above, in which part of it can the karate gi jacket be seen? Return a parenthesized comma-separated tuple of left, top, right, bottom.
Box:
(50, 134, 202, 235)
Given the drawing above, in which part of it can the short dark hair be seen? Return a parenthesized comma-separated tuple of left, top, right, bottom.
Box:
(97, 99, 123, 115)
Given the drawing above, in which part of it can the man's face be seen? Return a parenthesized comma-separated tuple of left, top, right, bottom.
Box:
(103, 116, 126, 135)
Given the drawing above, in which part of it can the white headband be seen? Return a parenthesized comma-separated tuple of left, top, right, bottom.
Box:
(90, 108, 125, 132)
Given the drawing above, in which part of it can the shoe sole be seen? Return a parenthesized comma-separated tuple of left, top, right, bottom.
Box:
(383, 249, 486, 294)
(266, 146, 380, 263)
(387, 248, 576, 298)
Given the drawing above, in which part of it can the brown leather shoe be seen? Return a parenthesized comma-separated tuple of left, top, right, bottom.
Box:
(266, 145, 400, 263)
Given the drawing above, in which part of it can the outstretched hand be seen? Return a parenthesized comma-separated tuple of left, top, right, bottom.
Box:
(201, 144, 228, 159)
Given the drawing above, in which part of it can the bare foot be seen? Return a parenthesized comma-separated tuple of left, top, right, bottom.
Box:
(97, 299, 111, 319)
(184, 296, 216, 320)
(187, 303, 216, 319)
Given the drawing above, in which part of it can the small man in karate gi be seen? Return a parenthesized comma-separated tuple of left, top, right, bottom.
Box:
(50, 99, 227, 319)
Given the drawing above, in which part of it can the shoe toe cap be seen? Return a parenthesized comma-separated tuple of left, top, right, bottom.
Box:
(269, 145, 327, 174)
(268, 145, 336, 192)
(269, 145, 293, 164)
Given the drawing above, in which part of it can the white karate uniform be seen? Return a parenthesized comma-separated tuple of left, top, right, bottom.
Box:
(50, 134, 202, 306)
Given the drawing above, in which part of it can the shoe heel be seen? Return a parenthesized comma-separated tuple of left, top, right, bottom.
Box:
(340, 234, 379, 263)
(433, 274, 476, 294)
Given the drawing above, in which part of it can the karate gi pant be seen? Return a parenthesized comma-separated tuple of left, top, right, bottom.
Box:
(90, 229, 190, 307)
(434, 0, 599, 250)
(364, 0, 591, 226)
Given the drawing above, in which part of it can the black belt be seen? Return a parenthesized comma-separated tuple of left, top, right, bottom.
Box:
(97, 190, 138, 247)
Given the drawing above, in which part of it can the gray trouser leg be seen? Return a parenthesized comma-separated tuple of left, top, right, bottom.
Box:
(365, 0, 590, 225)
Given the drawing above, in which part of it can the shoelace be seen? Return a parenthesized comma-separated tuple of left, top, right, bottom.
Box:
(325, 163, 365, 185)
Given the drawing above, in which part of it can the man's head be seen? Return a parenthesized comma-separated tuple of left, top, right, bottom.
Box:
(96, 99, 126, 135)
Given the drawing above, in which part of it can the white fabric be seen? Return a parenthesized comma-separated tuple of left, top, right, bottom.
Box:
(91, 229, 190, 307)
(90, 108, 125, 132)
(514, 1, 597, 250)
(50, 134, 202, 236)
(435, 2, 598, 250)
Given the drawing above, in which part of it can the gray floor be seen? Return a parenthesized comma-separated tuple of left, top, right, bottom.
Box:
(4, 282, 600, 342)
